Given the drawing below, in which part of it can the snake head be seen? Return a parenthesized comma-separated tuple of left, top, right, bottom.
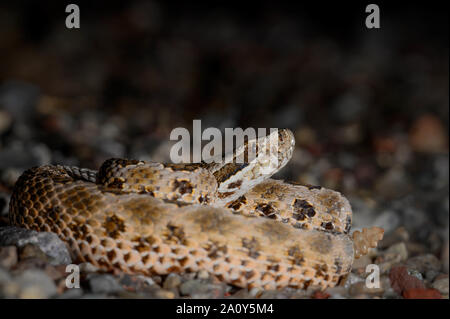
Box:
(214, 128, 296, 205)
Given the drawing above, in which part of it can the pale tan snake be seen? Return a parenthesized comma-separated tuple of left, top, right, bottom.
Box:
(9, 129, 383, 290)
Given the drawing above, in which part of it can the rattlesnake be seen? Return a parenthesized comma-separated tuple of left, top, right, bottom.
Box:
(9, 129, 383, 290)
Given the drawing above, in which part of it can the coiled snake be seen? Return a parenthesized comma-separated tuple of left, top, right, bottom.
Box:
(9, 129, 383, 290)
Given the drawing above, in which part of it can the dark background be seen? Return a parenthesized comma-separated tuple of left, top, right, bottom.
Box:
(0, 1, 448, 270)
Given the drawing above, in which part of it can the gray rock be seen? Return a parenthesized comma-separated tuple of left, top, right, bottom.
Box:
(88, 274, 123, 294)
(0, 226, 71, 265)
(406, 254, 442, 274)
(425, 269, 440, 282)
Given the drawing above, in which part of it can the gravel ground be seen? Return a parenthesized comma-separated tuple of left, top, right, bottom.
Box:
(0, 2, 448, 299)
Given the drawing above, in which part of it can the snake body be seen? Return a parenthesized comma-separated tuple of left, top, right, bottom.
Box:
(9, 129, 381, 290)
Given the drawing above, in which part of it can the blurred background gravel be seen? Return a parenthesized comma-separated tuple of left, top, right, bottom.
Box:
(0, 1, 448, 299)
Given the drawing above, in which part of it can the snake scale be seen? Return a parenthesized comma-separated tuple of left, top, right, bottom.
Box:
(9, 129, 384, 290)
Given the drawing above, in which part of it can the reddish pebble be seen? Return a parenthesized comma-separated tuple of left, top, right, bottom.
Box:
(403, 288, 442, 299)
(312, 291, 330, 299)
(409, 114, 448, 153)
(389, 266, 424, 295)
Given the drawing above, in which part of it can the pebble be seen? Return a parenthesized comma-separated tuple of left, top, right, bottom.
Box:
(197, 269, 210, 279)
(425, 269, 440, 282)
(249, 287, 264, 298)
(325, 286, 348, 299)
(431, 276, 449, 295)
(118, 274, 157, 292)
(19, 243, 49, 261)
(343, 273, 365, 289)
(179, 279, 203, 296)
(409, 114, 448, 153)
(179, 279, 226, 298)
(78, 262, 100, 273)
(134, 275, 156, 287)
(148, 286, 176, 299)
(384, 242, 409, 261)
(0, 226, 71, 265)
(15, 269, 58, 299)
(349, 281, 384, 296)
(88, 274, 124, 294)
(229, 288, 252, 299)
(402, 288, 441, 299)
(13, 256, 50, 273)
(351, 254, 372, 271)
(311, 290, 331, 299)
(405, 254, 442, 274)
(151, 275, 163, 285)
(375, 242, 409, 274)
(389, 266, 425, 296)
(0, 110, 12, 135)
(378, 227, 409, 249)
(163, 273, 182, 289)
(0, 246, 18, 269)
(156, 289, 176, 299)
